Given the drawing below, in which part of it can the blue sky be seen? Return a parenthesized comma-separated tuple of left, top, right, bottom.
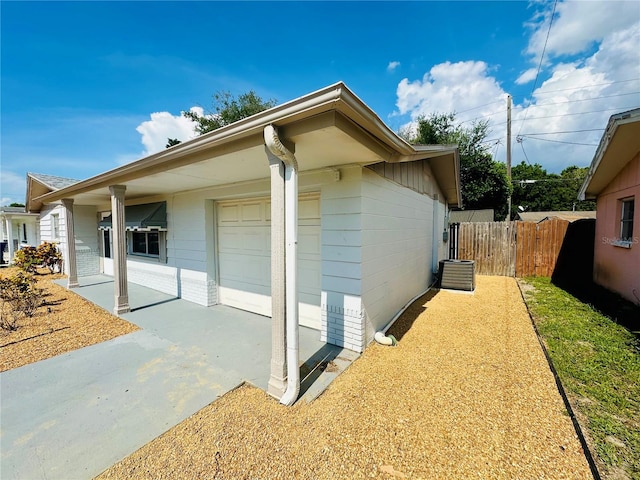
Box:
(2, 1, 639, 206)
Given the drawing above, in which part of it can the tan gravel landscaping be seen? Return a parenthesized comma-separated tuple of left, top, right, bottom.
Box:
(97, 275, 593, 479)
(0, 268, 139, 372)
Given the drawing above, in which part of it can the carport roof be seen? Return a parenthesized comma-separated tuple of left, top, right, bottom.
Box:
(32, 82, 461, 208)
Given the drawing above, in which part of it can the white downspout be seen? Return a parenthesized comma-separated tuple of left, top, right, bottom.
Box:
(264, 125, 300, 406)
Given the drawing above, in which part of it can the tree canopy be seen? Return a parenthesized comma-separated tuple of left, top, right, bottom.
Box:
(511, 162, 595, 217)
(409, 113, 512, 221)
(183, 90, 277, 136)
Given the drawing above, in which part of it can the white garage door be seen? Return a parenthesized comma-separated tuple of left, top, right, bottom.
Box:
(217, 194, 321, 329)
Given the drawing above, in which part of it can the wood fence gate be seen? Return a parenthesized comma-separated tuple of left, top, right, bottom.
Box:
(449, 218, 571, 277)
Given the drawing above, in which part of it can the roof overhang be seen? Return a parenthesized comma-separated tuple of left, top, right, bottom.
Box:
(579, 108, 640, 200)
(33, 82, 461, 208)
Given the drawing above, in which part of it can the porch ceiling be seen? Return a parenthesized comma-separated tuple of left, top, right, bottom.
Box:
(37, 112, 390, 206)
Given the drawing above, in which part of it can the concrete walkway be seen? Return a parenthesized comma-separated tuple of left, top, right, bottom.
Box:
(0, 276, 358, 479)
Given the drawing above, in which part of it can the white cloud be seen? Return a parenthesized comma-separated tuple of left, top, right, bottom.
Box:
(387, 61, 401, 73)
(396, 60, 506, 121)
(396, 3, 640, 173)
(516, 67, 538, 85)
(526, 1, 639, 61)
(135, 107, 200, 156)
(0, 170, 26, 206)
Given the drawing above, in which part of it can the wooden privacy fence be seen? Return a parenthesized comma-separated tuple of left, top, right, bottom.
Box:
(450, 218, 571, 277)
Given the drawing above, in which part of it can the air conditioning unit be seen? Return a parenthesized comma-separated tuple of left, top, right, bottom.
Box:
(439, 259, 475, 291)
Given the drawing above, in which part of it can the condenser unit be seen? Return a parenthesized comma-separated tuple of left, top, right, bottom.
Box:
(438, 259, 476, 292)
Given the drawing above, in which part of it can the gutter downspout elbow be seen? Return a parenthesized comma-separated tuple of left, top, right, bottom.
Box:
(264, 125, 300, 406)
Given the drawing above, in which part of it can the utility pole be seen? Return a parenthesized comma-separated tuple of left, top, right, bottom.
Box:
(506, 94, 512, 220)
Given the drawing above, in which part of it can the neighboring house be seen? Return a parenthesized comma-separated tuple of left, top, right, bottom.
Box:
(516, 211, 596, 223)
(22, 173, 80, 270)
(25, 82, 461, 401)
(0, 207, 39, 264)
(449, 209, 494, 223)
(579, 108, 640, 304)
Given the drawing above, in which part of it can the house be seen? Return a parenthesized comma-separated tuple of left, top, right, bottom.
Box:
(25, 82, 461, 403)
(579, 108, 640, 304)
(0, 206, 39, 265)
(516, 211, 596, 223)
(449, 209, 494, 223)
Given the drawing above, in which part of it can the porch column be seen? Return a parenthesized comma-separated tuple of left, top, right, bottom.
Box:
(61, 199, 79, 288)
(5, 218, 14, 264)
(266, 147, 287, 399)
(109, 185, 130, 315)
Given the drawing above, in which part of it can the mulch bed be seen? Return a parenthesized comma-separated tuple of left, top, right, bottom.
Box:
(0, 267, 138, 372)
(96, 276, 592, 479)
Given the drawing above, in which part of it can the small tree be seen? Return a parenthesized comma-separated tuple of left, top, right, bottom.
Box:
(410, 113, 512, 220)
(183, 91, 277, 135)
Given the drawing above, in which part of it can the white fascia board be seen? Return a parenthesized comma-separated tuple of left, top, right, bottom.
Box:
(579, 108, 640, 200)
(35, 81, 460, 205)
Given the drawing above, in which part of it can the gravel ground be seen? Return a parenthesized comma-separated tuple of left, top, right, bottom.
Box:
(97, 276, 592, 479)
(0, 268, 138, 372)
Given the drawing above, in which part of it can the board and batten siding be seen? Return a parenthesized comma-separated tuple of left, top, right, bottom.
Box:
(360, 167, 438, 345)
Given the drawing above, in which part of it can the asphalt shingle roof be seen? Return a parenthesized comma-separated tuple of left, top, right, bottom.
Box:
(28, 173, 80, 191)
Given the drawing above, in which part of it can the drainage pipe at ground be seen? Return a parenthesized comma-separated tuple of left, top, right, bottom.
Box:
(374, 279, 438, 346)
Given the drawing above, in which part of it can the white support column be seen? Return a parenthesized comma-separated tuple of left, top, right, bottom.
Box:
(109, 185, 130, 315)
(6, 218, 15, 264)
(266, 147, 287, 399)
(61, 199, 79, 288)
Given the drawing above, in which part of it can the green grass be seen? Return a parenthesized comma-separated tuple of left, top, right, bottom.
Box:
(521, 277, 640, 480)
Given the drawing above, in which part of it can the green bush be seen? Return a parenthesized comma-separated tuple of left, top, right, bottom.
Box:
(0, 272, 44, 331)
(13, 242, 63, 274)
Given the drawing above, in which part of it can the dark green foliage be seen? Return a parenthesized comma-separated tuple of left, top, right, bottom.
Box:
(165, 138, 181, 148)
(411, 113, 512, 220)
(511, 162, 596, 217)
(183, 91, 277, 135)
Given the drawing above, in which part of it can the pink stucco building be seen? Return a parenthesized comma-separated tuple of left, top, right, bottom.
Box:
(579, 108, 640, 304)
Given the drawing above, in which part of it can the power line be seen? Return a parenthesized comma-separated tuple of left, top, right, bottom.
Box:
(529, 91, 640, 108)
(531, 78, 640, 95)
(517, 136, 531, 164)
(520, 128, 605, 135)
(517, 0, 558, 138)
(518, 136, 598, 147)
(456, 99, 504, 115)
(520, 105, 639, 122)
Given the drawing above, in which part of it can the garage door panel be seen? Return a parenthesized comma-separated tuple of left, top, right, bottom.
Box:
(219, 254, 270, 287)
(217, 195, 321, 330)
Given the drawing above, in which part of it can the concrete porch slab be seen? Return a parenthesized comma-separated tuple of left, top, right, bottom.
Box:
(0, 275, 358, 479)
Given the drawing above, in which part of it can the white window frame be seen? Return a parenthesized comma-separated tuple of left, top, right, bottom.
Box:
(51, 213, 60, 240)
(612, 197, 635, 248)
(126, 230, 167, 262)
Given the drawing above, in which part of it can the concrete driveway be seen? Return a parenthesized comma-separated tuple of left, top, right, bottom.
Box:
(0, 276, 357, 479)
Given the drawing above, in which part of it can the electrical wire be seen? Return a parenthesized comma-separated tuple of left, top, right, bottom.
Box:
(529, 91, 640, 108)
(520, 128, 605, 135)
(520, 105, 639, 122)
(517, 0, 559, 138)
(517, 137, 531, 165)
(518, 136, 598, 147)
(532, 78, 640, 95)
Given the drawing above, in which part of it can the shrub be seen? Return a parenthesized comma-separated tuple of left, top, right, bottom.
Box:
(0, 271, 44, 331)
(13, 242, 63, 274)
(38, 242, 63, 274)
(13, 246, 39, 273)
